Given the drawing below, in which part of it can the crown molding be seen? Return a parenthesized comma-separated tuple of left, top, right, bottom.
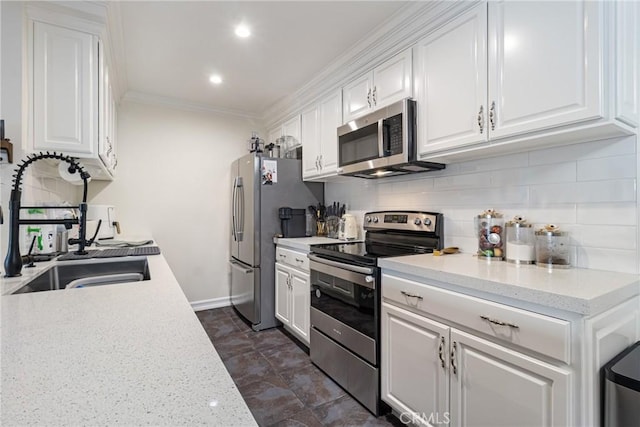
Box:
(263, 0, 476, 128)
(122, 91, 263, 120)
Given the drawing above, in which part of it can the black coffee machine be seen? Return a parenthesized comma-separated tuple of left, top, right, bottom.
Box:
(278, 207, 306, 238)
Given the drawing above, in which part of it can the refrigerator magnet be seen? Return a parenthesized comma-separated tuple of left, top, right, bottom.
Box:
(262, 160, 277, 185)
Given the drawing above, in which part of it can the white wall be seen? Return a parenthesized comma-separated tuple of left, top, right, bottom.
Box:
(87, 100, 263, 303)
(327, 135, 639, 274)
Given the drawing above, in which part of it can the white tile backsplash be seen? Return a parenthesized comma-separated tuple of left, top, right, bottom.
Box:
(327, 135, 639, 274)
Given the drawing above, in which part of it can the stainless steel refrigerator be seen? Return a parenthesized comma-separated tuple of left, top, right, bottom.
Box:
(230, 153, 323, 331)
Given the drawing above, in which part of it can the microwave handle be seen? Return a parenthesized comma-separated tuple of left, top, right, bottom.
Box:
(377, 119, 385, 157)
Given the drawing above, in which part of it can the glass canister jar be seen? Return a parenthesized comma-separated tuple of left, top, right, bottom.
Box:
(535, 225, 571, 268)
(505, 216, 535, 264)
(475, 209, 504, 260)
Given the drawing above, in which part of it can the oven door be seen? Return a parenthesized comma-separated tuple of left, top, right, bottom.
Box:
(308, 255, 378, 365)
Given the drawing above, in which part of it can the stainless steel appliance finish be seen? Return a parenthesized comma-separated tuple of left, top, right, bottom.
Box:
(309, 210, 443, 415)
(603, 341, 640, 427)
(336, 99, 444, 178)
(230, 153, 323, 331)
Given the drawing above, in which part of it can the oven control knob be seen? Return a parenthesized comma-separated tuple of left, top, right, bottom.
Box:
(372, 217, 379, 223)
(365, 216, 371, 223)
(414, 218, 422, 226)
(423, 218, 432, 226)
(365, 275, 374, 283)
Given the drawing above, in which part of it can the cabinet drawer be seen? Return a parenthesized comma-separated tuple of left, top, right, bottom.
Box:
(276, 247, 309, 271)
(382, 274, 571, 363)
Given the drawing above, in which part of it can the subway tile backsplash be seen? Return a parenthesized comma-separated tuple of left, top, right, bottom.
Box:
(326, 136, 639, 274)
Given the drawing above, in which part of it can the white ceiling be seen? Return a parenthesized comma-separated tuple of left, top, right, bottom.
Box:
(118, 1, 409, 118)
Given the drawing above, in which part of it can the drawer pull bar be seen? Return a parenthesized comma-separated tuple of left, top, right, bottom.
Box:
(438, 336, 446, 369)
(401, 291, 423, 300)
(480, 315, 519, 329)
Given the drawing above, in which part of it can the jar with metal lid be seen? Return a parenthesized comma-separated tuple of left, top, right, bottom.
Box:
(475, 209, 504, 260)
(505, 216, 535, 264)
(535, 225, 571, 268)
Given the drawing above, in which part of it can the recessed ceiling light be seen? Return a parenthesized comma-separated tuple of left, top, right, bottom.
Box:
(235, 24, 251, 38)
(209, 74, 222, 85)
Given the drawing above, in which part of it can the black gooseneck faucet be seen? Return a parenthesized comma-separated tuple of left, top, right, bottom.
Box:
(4, 152, 94, 277)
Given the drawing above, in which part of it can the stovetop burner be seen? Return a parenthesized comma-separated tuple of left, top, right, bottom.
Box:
(310, 211, 443, 266)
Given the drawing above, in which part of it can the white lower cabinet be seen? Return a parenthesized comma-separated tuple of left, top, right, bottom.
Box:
(382, 302, 571, 427)
(275, 247, 310, 346)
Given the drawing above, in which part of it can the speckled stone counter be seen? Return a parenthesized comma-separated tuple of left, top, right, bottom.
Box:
(0, 254, 257, 426)
(274, 236, 348, 251)
(379, 253, 640, 316)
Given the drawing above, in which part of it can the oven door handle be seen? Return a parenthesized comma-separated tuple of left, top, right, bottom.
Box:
(308, 254, 375, 275)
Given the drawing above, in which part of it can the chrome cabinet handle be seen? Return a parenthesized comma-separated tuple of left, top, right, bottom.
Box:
(450, 341, 457, 375)
(400, 290, 423, 300)
(489, 101, 496, 130)
(372, 86, 377, 106)
(480, 315, 519, 329)
(477, 105, 484, 134)
(438, 336, 446, 368)
(367, 88, 372, 108)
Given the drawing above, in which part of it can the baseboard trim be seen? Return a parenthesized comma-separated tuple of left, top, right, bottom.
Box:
(190, 297, 231, 312)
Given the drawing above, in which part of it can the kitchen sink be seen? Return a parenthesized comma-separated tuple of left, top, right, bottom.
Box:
(12, 258, 151, 294)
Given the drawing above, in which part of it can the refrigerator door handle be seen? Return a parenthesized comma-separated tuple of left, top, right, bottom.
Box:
(237, 177, 244, 241)
(231, 177, 238, 241)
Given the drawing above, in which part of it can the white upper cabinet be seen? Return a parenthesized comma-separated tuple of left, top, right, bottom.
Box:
(614, 0, 639, 128)
(487, 0, 602, 139)
(302, 90, 341, 180)
(343, 49, 412, 123)
(32, 21, 98, 157)
(27, 4, 118, 180)
(414, 4, 488, 154)
(416, 0, 635, 160)
(99, 51, 117, 175)
(269, 114, 301, 154)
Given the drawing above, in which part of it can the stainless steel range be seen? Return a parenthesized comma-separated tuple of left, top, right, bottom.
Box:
(308, 211, 443, 415)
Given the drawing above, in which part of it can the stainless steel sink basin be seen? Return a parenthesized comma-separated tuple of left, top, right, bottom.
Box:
(12, 258, 151, 294)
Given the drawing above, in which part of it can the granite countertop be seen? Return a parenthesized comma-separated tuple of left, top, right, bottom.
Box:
(0, 253, 256, 426)
(379, 253, 640, 316)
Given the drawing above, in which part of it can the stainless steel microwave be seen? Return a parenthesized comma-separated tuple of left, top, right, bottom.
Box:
(336, 98, 444, 178)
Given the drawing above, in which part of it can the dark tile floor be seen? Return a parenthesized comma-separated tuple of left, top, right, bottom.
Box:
(196, 307, 403, 427)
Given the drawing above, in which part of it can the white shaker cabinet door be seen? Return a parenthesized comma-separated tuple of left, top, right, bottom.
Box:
(449, 329, 571, 427)
(487, 0, 603, 139)
(372, 49, 412, 110)
(317, 91, 341, 175)
(274, 263, 291, 326)
(301, 105, 320, 179)
(381, 303, 449, 427)
(289, 268, 310, 345)
(342, 72, 373, 123)
(415, 3, 488, 156)
(32, 21, 98, 155)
